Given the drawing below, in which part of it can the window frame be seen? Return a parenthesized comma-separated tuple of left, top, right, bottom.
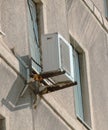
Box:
(70, 36, 92, 129)
(73, 49, 84, 120)
(105, 0, 108, 19)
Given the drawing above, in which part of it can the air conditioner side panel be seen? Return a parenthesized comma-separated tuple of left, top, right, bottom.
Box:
(59, 35, 75, 82)
(59, 38, 71, 74)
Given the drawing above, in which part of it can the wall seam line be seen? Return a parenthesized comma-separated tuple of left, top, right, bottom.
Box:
(42, 96, 76, 130)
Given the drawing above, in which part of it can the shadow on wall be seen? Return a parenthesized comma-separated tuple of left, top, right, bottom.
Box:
(1, 55, 33, 111)
(0, 114, 6, 130)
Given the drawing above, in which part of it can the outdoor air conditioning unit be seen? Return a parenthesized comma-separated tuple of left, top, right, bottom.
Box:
(41, 33, 75, 83)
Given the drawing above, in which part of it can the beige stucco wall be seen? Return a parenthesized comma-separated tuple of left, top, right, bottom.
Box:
(68, 0, 108, 130)
(0, 0, 108, 130)
(40, 0, 108, 130)
(0, 36, 33, 130)
(41, 0, 69, 41)
(0, 0, 29, 58)
(92, 0, 106, 16)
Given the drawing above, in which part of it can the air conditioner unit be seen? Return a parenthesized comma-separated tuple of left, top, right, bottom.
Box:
(41, 33, 75, 83)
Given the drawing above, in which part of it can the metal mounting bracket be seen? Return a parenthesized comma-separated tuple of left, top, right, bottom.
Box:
(19, 70, 77, 108)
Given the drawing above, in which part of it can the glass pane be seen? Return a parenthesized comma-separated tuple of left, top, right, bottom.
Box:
(74, 50, 84, 120)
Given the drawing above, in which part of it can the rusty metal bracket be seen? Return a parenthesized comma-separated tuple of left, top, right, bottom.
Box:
(33, 74, 43, 81)
(20, 70, 77, 108)
(40, 81, 77, 95)
(31, 70, 65, 79)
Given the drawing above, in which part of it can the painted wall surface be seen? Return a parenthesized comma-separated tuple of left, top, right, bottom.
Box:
(68, 0, 108, 130)
(33, 99, 72, 130)
(0, 36, 33, 130)
(0, 0, 29, 58)
(92, 0, 106, 16)
(42, 0, 69, 41)
(0, 0, 108, 130)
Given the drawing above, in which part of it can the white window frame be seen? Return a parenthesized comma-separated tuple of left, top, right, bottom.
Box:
(73, 49, 92, 130)
(70, 34, 92, 129)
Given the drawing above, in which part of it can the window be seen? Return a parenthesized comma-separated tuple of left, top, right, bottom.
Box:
(105, 0, 108, 19)
(73, 49, 92, 129)
(74, 50, 84, 119)
(27, 0, 41, 73)
(0, 115, 6, 130)
(70, 37, 92, 129)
